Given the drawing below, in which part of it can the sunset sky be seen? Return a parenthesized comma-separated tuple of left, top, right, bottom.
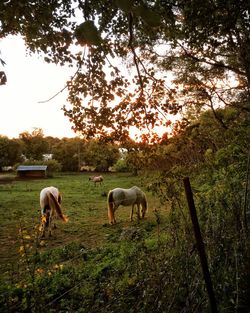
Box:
(0, 36, 78, 139)
(0, 36, 173, 140)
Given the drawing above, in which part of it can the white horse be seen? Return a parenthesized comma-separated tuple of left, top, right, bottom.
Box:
(107, 186, 147, 224)
(39, 186, 68, 237)
(89, 175, 103, 186)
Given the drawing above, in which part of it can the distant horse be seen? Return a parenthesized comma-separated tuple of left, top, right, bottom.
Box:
(89, 175, 103, 186)
(39, 186, 68, 237)
(107, 186, 147, 224)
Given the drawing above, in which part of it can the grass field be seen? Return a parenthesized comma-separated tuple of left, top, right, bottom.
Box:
(0, 172, 164, 280)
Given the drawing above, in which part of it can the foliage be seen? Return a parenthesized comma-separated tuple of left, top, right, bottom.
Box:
(113, 158, 129, 172)
(51, 137, 84, 171)
(0, 133, 129, 173)
(83, 139, 120, 171)
(18, 159, 62, 177)
(1, 1, 249, 141)
(19, 128, 49, 161)
(0, 135, 23, 169)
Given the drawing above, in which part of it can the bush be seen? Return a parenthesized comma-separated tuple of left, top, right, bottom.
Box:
(113, 159, 130, 172)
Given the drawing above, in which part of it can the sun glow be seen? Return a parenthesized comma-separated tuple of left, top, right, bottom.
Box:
(0, 36, 77, 139)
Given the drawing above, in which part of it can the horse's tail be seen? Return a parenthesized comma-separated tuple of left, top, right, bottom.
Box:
(48, 192, 68, 223)
(107, 190, 115, 224)
(58, 192, 62, 204)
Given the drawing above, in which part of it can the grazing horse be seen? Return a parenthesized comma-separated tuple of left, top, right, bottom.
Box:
(107, 186, 147, 224)
(39, 186, 68, 237)
(89, 175, 103, 186)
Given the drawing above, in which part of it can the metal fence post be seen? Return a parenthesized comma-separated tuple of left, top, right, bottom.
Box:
(183, 177, 218, 313)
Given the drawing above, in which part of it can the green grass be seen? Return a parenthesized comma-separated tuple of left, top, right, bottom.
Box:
(0, 172, 164, 278)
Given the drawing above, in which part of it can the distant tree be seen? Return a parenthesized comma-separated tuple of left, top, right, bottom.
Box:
(52, 137, 85, 171)
(0, 136, 23, 169)
(19, 128, 49, 160)
(84, 140, 120, 172)
(44, 136, 61, 154)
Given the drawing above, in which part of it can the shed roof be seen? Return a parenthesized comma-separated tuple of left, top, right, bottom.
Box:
(17, 165, 48, 171)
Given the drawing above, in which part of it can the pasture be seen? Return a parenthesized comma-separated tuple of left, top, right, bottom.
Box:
(1, 172, 246, 312)
(0, 172, 164, 281)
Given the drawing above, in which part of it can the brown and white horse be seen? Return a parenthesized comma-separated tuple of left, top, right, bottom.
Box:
(39, 186, 68, 237)
(107, 186, 148, 224)
(89, 175, 103, 186)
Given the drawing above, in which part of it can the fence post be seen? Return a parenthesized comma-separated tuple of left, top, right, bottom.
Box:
(183, 177, 218, 313)
(243, 153, 250, 231)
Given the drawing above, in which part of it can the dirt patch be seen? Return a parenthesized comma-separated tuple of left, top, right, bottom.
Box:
(0, 174, 48, 184)
(0, 174, 15, 184)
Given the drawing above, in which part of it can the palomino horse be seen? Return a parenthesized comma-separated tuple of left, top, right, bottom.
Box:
(107, 186, 147, 224)
(39, 186, 68, 237)
(89, 175, 103, 186)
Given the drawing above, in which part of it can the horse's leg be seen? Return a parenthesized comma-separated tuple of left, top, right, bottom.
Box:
(112, 205, 118, 224)
(48, 216, 52, 237)
(130, 204, 134, 221)
(136, 204, 141, 220)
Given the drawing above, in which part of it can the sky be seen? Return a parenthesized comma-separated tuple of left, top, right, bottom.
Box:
(0, 36, 78, 139)
(0, 36, 174, 140)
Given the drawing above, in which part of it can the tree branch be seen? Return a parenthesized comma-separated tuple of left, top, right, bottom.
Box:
(38, 48, 86, 104)
(178, 42, 246, 77)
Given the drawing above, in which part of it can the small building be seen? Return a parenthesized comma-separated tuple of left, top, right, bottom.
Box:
(16, 165, 48, 178)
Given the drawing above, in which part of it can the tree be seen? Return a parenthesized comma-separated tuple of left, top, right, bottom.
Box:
(84, 139, 120, 171)
(19, 128, 49, 160)
(1, 1, 249, 141)
(0, 136, 23, 169)
(52, 137, 84, 171)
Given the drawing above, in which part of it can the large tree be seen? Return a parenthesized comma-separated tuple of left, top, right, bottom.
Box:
(1, 0, 249, 141)
(0, 135, 23, 169)
(19, 128, 49, 160)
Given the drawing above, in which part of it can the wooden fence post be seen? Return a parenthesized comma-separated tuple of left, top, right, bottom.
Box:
(183, 177, 218, 313)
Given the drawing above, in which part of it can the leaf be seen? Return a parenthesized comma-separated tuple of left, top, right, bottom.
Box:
(115, 0, 133, 13)
(133, 5, 161, 27)
(74, 21, 101, 46)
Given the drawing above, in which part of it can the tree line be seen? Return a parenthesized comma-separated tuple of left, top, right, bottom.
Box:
(0, 128, 121, 172)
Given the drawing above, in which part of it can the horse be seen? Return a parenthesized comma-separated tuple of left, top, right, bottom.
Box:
(39, 186, 68, 237)
(107, 186, 147, 224)
(89, 175, 103, 186)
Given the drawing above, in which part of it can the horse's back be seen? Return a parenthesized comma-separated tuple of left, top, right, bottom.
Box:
(131, 186, 145, 200)
(40, 186, 59, 207)
(111, 187, 137, 206)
